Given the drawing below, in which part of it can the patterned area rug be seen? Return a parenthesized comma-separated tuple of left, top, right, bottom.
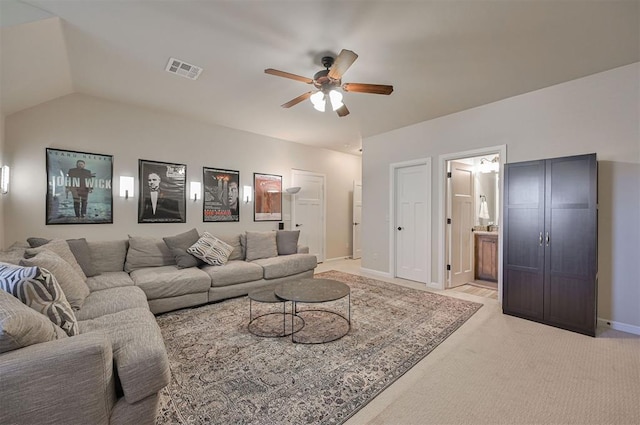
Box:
(155, 271, 482, 424)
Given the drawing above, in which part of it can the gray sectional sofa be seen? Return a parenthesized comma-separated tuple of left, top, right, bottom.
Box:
(0, 229, 317, 424)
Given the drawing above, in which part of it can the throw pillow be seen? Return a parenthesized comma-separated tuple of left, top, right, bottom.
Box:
(276, 230, 300, 255)
(245, 231, 278, 261)
(187, 232, 234, 266)
(163, 228, 204, 269)
(125, 235, 176, 272)
(0, 263, 79, 336)
(0, 288, 68, 354)
(66, 238, 100, 277)
(26, 237, 50, 248)
(26, 239, 87, 281)
(20, 250, 90, 310)
(219, 235, 243, 261)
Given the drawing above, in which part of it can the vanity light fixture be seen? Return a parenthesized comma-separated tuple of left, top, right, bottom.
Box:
(243, 185, 253, 203)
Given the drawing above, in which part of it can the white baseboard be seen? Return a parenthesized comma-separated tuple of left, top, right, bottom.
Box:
(597, 317, 640, 336)
(359, 267, 393, 279)
(322, 256, 351, 263)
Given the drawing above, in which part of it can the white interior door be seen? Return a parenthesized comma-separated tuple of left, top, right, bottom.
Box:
(394, 164, 429, 283)
(352, 181, 362, 259)
(448, 161, 475, 287)
(292, 170, 325, 262)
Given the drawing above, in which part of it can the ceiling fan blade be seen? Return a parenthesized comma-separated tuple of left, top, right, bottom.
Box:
(265, 68, 313, 84)
(342, 83, 394, 95)
(336, 104, 350, 117)
(281, 91, 313, 108)
(328, 49, 358, 80)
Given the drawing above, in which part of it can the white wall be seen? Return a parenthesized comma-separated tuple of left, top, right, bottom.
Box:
(3, 93, 361, 259)
(362, 63, 640, 330)
(0, 108, 5, 249)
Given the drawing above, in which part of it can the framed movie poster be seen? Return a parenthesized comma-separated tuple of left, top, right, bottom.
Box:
(46, 148, 113, 224)
(138, 159, 186, 223)
(254, 172, 282, 221)
(203, 167, 240, 222)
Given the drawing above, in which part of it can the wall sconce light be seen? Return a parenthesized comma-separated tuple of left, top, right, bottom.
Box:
(285, 186, 301, 195)
(243, 185, 252, 203)
(190, 181, 201, 202)
(119, 176, 134, 199)
(0, 165, 10, 194)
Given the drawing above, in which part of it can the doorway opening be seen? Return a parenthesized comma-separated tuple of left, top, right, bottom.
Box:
(439, 146, 505, 301)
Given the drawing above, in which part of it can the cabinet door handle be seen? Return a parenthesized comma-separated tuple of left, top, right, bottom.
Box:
(539, 232, 543, 246)
(545, 232, 550, 246)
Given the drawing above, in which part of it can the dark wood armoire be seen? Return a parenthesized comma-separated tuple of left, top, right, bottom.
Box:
(503, 153, 597, 336)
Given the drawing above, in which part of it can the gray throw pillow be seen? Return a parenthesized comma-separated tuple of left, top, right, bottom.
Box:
(20, 250, 90, 311)
(66, 238, 100, 277)
(219, 235, 243, 261)
(245, 231, 278, 261)
(163, 228, 204, 269)
(26, 239, 87, 281)
(27, 237, 50, 248)
(276, 230, 300, 255)
(125, 236, 176, 272)
(0, 263, 79, 337)
(0, 289, 68, 354)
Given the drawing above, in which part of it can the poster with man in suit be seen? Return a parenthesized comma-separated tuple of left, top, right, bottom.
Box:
(138, 159, 186, 223)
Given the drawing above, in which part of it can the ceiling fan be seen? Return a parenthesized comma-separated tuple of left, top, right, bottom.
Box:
(264, 49, 394, 117)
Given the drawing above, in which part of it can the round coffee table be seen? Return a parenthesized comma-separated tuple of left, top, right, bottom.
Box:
(275, 278, 351, 344)
(248, 287, 304, 338)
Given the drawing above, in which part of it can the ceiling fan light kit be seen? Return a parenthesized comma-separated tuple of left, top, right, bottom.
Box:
(265, 49, 393, 117)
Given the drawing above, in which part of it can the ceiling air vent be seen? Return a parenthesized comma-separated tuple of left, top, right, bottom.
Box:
(165, 57, 203, 80)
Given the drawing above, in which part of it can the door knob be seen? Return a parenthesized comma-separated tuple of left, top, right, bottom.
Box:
(397, 226, 403, 231)
(295, 224, 303, 227)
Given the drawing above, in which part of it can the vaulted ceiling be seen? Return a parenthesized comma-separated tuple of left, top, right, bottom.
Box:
(1, 0, 638, 155)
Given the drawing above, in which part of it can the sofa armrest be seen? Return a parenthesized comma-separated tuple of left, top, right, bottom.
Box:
(0, 332, 115, 425)
(297, 245, 309, 254)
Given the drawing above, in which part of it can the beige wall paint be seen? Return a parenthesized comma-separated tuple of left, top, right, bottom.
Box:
(0, 108, 5, 249)
(362, 63, 640, 330)
(3, 93, 361, 259)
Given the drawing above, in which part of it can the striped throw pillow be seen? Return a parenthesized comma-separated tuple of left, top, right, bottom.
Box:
(187, 232, 234, 266)
(0, 263, 79, 336)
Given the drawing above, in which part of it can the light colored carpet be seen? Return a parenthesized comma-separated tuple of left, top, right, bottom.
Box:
(154, 270, 482, 424)
(321, 261, 640, 425)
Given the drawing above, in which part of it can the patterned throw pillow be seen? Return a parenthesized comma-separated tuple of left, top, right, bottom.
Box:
(0, 263, 79, 336)
(187, 232, 234, 266)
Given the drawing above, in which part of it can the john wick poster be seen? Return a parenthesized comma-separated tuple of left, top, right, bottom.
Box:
(46, 148, 113, 224)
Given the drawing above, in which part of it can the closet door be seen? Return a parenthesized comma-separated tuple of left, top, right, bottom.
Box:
(544, 154, 597, 335)
(503, 160, 545, 320)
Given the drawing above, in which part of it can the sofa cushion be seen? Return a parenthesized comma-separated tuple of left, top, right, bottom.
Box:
(86, 271, 134, 292)
(0, 263, 78, 336)
(276, 230, 300, 255)
(251, 253, 318, 280)
(245, 231, 277, 261)
(78, 308, 171, 404)
(163, 228, 204, 269)
(26, 239, 87, 281)
(125, 236, 176, 272)
(130, 266, 211, 300)
(218, 234, 244, 261)
(201, 260, 264, 287)
(88, 239, 129, 273)
(0, 243, 27, 265)
(20, 250, 90, 310)
(187, 232, 233, 266)
(75, 286, 149, 321)
(66, 238, 100, 277)
(0, 289, 68, 354)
